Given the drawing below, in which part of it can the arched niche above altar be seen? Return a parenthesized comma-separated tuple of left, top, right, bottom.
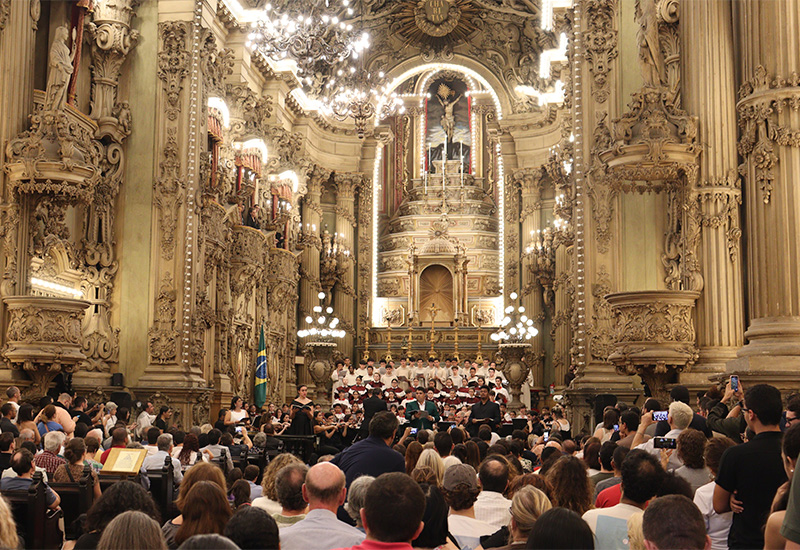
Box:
(407, 236, 468, 328)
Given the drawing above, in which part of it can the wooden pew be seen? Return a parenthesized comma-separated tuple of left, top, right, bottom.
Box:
(48, 464, 95, 540)
(211, 447, 230, 475)
(146, 455, 175, 523)
(2, 471, 63, 549)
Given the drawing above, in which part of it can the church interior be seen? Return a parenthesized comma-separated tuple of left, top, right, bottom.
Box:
(0, 0, 798, 434)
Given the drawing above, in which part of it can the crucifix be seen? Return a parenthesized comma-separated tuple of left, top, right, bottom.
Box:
(428, 302, 440, 359)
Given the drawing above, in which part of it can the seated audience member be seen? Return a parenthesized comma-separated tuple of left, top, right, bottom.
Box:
(74, 480, 161, 549)
(279, 462, 366, 550)
(200, 429, 233, 471)
(337, 472, 425, 550)
(413, 482, 458, 550)
(344, 475, 375, 531)
(176, 534, 239, 550)
(252, 453, 303, 515)
(34, 431, 67, 475)
(405, 441, 424, 475)
(764, 422, 800, 549)
(144, 427, 162, 456)
(174, 433, 206, 469)
(526, 508, 595, 550)
(100, 427, 129, 464)
(1, 449, 60, 509)
(173, 481, 232, 548)
(497, 486, 552, 550)
(714, 384, 787, 550)
(162, 462, 227, 548)
(274, 463, 309, 528)
(693, 436, 735, 550)
(633, 401, 694, 470)
(415, 449, 445, 487)
(142, 433, 184, 486)
(442, 464, 496, 550)
(474, 455, 512, 529)
(96, 510, 168, 550)
(674, 428, 711, 495)
(0, 433, 14, 472)
(224, 506, 280, 550)
(582, 449, 664, 549)
(229, 479, 252, 509)
(0, 495, 18, 550)
(642, 495, 710, 550)
(242, 464, 262, 500)
(53, 437, 102, 500)
(546, 456, 594, 516)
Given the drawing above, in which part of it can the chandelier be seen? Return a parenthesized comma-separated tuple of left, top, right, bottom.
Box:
(297, 292, 346, 342)
(490, 292, 539, 343)
(319, 66, 406, 139)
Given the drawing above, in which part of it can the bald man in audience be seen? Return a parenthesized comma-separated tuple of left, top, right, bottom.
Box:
(280, 462, 365, 550)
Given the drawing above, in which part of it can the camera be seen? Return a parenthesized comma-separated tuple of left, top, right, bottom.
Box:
(653, 437, 677, 449)
(652, 410, 669, 422)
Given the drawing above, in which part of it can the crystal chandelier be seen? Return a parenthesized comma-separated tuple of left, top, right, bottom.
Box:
(297, 292, 346, 342)
(490, 292, 539, 343)
(319, 65, 406, 139)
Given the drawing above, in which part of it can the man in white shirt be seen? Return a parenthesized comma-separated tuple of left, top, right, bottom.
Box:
(5, 387, 20, 423)
(449, 365, 463, 388)
(142, 433, 183, 485)
(474, 456, 512, 529)
(583, 449, 664, 549)
(633, 401, 693, 471)
(136, 402, 155, 439)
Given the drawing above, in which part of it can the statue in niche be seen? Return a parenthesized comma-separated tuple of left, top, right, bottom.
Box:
(44, 25, 77, 112)
(436, 83, 461, 142)
(635, 0, 665, 88)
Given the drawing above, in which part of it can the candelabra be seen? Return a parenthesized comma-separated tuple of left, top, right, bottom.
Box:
(526, 228, 557, 290)
(492, 292, 538, 410)
(383, 309, 402, 362)
(406, 313, 414, 360)
(319, 230, 352, 295)
(296, 222, 321, 251)
(264, 195, 292, 231)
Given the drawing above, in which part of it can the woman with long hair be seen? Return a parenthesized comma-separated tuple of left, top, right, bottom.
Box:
(287, 385, 314, 436)
(463, 440, 481, 470)
(405, 441, 424, 475)
(224, 396, 248, 427)
(593, 408, 619, 443)
(75, 481, 161, 549)
(162, 462, 227, 548)
(412, 483, 458, 550)
(53, 437, 102, 499)
(174, 433, 207, 469)
(97, 510, 167, 550)
(0, 497, 18, 550)
(545, 456, 594, 516)
(416, 449, 445, 486)
(173, 481, 232, 547)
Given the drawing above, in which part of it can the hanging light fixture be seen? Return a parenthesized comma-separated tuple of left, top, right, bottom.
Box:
(297, 292, 346, 342)
(490, 292, 539, 343)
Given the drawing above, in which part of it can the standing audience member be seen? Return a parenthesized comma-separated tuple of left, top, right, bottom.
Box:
(16, 404, 41, 446)
(474, 456, 512, 529)
(590, 442, 617, 486)
(173, 481, 232, 548)
(764, 422, 800, 549)
(224, 506, 280, 550)
(279, 462, 366, 550)
(4, 387, 20, 421)
(336, 472, 425, 550)
(36, 404, 64, 436)
(617, 411, 642, 448)
(526, 508, 594, 550)
(642, 495, 710, 550)
(442, 464, 496, 550)
(654, 385, 712, 437)
(331, 411, 405, 488)
(714, 384, 787, 549)
(75, 480, 161, 549)
(0, 404, 18, 437)
(273, 463, 309, 528)
(582, 449, 664, 549)
(546, 456, 594, 516)
(674, 429, 711, 495)
(97, 510, 168, 550)
(693, 436, 735, 550)
(633, 401, 693, 470)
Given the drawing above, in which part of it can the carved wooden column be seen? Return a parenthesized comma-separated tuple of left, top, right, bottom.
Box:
(299, 166, 326, 319)
(333, 173, 360, 359)
(553, 245, 574, 389)
(729, 0, 800, 389)
(517, 168, 545, 390)
(0, 0, 38, 313)
(679, 0, 744, 389)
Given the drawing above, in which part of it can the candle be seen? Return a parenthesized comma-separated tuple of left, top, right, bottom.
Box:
(443, 135, 447, 193)
(460, 142, 464, 187)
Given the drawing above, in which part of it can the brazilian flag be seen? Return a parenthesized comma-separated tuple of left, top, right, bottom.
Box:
(254, 325, 267, 408)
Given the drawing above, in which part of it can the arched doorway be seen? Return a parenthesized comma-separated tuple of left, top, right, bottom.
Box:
(419, 265, 454, 326)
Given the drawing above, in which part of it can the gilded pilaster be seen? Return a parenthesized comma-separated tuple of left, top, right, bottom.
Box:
(333, 172, 361, 358)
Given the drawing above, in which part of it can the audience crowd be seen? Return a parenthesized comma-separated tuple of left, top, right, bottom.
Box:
(2, 368, 800, 550)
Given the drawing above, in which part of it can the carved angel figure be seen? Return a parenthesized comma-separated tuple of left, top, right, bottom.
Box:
(635, 0, 665, 88)
(44, 25, 76, 111)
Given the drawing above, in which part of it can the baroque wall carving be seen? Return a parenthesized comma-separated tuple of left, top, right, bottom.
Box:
(585, 0, 618, 103)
